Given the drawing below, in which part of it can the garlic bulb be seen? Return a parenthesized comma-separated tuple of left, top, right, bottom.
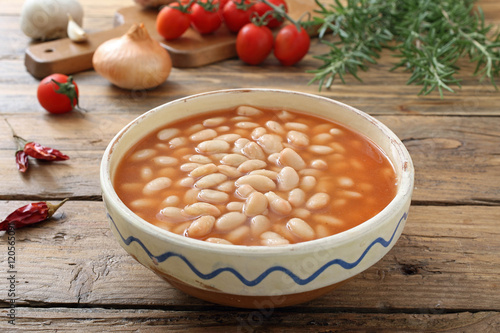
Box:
(21, 0, 84, 40)
(92, 23, 172, 90)
(67, 14, 87, 42)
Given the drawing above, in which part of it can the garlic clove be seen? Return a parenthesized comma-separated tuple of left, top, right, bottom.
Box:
(67, 13, 87, 42)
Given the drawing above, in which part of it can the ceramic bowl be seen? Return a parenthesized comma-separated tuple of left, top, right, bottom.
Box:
(100, 89, 414, 308)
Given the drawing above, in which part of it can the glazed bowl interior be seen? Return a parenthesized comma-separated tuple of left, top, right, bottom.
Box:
(100, 88, 414, 307)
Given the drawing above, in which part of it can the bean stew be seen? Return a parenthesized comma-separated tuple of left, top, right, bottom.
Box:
(114, 106, 397, 246)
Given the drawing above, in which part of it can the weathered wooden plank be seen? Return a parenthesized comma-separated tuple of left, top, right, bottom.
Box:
(0, 307, 498, 332)
(1, 202, 499, 311)
(1, 114, 499, 204)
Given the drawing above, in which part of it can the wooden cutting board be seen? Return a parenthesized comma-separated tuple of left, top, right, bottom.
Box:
(25, 1, 322, 79)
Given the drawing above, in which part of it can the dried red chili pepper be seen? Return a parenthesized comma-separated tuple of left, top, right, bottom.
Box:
(23, 142, 70, 161)
(0, 198, 69, 231)
(15, 150, 29, 173)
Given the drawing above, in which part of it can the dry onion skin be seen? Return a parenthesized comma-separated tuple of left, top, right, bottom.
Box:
(133, 0, 175, 8)
(92, 23, 172, 90)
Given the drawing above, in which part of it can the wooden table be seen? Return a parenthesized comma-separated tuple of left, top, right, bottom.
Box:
(1, 0, 499, 331)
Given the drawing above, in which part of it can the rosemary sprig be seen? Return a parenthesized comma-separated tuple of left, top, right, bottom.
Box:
(308, 0, 500, 97)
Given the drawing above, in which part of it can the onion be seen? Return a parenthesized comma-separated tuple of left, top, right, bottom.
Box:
(92, 23, 172, 90)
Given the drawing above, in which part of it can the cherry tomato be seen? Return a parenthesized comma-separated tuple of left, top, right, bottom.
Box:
(253, 0, 288, 29)
(156, 3, 191, 40)
(236, 22, 274, 65)
(37, 74, 79, 114)
(274, 24, 310, 66)
(222, 0, 254, 33)
(190, 1, 222, 34)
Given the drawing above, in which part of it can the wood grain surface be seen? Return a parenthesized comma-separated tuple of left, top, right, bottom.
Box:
(1, 0, 500, 331)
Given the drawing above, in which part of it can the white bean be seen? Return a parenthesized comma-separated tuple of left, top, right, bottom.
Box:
(205, 237, 233, 245)
(286, 218, 315, 241)
(189, 163, 218, 178)
(186, 123, 204, 135)
(216, 133, 241, 143)
(291, 208, 311, 219)
(140, 166, 153, 181)
(226, 225, 250, 244)
(257, 134, 283, 154)
(203, 117, 226, 127)
(279, 148, 306, 170)
(268, 152, 280, 166)
(341, 190, 363, 199)
(216, 126, 230, 132)
(183, 202, 221, 217)
(310, 159, 328, 170)
(217, 165, 243, 179)
(198, 189, 230, 204)
(188, 154, 213, 164)
(178, 177, 195, 187)
(180, 162, 202, 172)
(190, 129, 218, 142)
(243, 192, 268, 216)
(285, 122, 309, 131)
(338, 176, 354, 187)
(287, 130, 310, 147)
(157, 128, 180, 141)
(162, 195, 180, 207)
(235, 175, 276, 192)
(236, 105, 263, 116)
(300, 176, 317, 191)
(235, 184, 255, 199)
(248, 169, 278, 180)
(260, 231, 290, 246)
(217, 180, 236, 193)
(288, 188, 306, 207)
(251, 127, 267, 140)
(130, 149, 155, 162)
(226, 201, 244, 211)
(182, 189, 199, 205)
(129, 198, 156, 210)
(221, 154, 248, 167)
(306, 193, 331, 210)
(186, 216, 216, 238)
(277, 166, 299, 191)
(250, 215, 271, 237)
(169, 137, 187, 149)
(313, 215, 344, 226)
(236, 121, 259, 129)
(241, 142, 266, 160)
(153, 156, 179, 167)
(265, 191, 292, 215)
(143, 177, 172, 195)
(308, 145, 334, 155)
(312, 133, 334, 144)
(265, 120, 285, 135)
(197, 140, 231, 154)
(237, 159, 267, 173)
(194, 173, 228, 189)
(329, 128, 343, 136)
(158, 207, 187, 222)
(276, 110, 295, 121)
(215, 212, 247, 232)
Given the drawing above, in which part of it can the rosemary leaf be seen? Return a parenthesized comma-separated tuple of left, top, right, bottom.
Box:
(308, 0, 500, 96)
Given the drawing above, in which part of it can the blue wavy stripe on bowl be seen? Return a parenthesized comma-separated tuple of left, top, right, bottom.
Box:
(108, 211, 407, 287)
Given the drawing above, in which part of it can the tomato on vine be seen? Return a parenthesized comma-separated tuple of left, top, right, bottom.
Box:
(236, 21, 273, 65)
(190, 0, 222, 34)
(253, 0, 287, 28)
(37, 74, 80, 114)
(222, 0, 255, 33)
(274, 24, 310, 66)
(156, 1, 192, 40)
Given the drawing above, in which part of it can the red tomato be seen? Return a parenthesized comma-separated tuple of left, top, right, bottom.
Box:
(190, 1, 223, 34)
(253, 0, 287, 29)
(37, 74, 79, 114)
(236, 23, 274, 65)
(274, 24, 310, 66)
(222, 0, 254, 33)
(156, 3, 191, 40)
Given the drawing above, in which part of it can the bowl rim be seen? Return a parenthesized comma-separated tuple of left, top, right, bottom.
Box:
(100, 88, 414, 256)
